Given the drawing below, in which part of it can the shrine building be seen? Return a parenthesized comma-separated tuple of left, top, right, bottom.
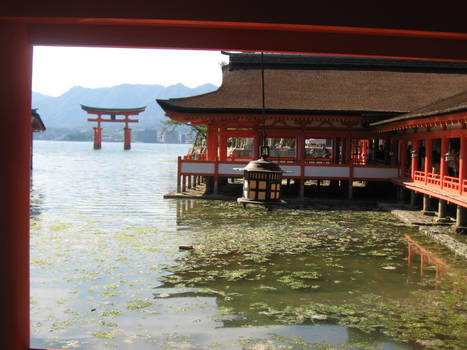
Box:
(158, 52, 467, 225)
(2, 4, 467, 348)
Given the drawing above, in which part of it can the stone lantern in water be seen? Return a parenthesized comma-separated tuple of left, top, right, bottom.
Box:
(236, 145, 284, 209)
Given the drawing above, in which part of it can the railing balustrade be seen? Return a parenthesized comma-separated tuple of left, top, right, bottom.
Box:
(177, 157, 467, 197)
(443, 176, 460, 192)
(426, 172, 441, 186)
(414, 170, 426, 182)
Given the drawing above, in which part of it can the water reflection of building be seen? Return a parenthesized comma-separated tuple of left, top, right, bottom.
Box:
(405, 234, 464, 289)
(176, 199, 196, 224)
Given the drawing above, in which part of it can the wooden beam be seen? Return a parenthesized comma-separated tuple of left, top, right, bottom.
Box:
(0, 21, 31, 350)
(87, 118, 139, 123)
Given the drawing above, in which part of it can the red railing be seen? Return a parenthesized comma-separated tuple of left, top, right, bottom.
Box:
(413, 171, 465, 195)
(443, 176, 460, 193)
(178, 157, 467, 197)
(426, 172, 441, 186)
(183, 153, 207, 160)
(414, 170, 425, 182)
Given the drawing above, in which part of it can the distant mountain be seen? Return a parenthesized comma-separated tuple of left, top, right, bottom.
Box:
(32, 83, 218, 129)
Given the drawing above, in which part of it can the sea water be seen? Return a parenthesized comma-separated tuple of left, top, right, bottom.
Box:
(30, 140, 466, 349)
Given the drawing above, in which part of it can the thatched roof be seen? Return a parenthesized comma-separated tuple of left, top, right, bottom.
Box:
(157, 53, 467, 121)
(371, 89, 467, 126)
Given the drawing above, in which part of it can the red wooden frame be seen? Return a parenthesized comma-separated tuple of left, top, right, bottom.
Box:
(2, 5, 467, 349)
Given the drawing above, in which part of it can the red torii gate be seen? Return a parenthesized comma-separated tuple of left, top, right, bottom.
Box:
(81, 104, 146, 150)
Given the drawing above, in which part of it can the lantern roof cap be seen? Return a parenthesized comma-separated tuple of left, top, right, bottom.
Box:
(237, 157, 284, 173)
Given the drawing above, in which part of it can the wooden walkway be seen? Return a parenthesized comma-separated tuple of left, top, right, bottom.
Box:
(392, 178, 467, 208)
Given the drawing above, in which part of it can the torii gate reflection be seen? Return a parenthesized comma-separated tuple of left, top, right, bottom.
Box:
(81, 105, 146, 150)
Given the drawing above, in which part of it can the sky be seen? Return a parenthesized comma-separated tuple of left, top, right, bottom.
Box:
(32, 46, 227, 97)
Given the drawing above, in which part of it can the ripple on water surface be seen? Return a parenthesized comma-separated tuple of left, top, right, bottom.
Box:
(30, 141, 467, 350)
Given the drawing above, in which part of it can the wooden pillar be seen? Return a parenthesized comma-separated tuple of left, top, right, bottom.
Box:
(411, 140, 417, 179)
(438, 199, 447, 220)
(93, 127, 102, 149)
(458, 135, 466, 195)
(345, 136, 352, 165)
(219, 131, 228, 161)
(347, 180, 353, 200)
(390, 139, 397, 166)
(0, 21, 32, 350)
(123, 127, 132, 150)
(177, 156, 182, 193)
(299, 179, 305, 199)
(206, 124, 218, 161)
(400, 139, 407, 177)
(297, 133, 305, 162)
(182, 175, 186, 192)
(332, 138, 339, 164)
(410, 191, 417, 208)
(298, 133, 305, 199)
(422, 194, 431, 213)
(440, 137, 448, 189)
(398, 186, 405, 203)
(424, 138, 432, 185)
(346, 136, 353, 199)
(455, 205, 467, 233)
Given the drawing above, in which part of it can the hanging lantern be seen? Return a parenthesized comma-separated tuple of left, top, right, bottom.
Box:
(236, 52, 284, 209)
(445, 151, 455, 162)
(236, 145, 284, 209)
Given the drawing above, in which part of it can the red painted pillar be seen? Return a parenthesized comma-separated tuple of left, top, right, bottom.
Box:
(219, 130, 228, 161)
(93, 127, 102, 149)
(459, 135, 466, 194)
(425, 138, 432, 185)
(440, 137, 448, 189)
(411, 140, 417, 180)
(346, 135, 353, 199)
(124, 128, 132, 150)
(206, 124, 218, 161)
(177, 156, 182, 193)
(296, 133, 305, 162)
(400, 139, 407, 178)
(0, 21, 32, 350)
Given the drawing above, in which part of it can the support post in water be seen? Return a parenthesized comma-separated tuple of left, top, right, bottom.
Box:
(422, 194, 432, 215)
(410, 190, 417, 208)
(455, 205, 467, 234)
(123, 127, 132, 150)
